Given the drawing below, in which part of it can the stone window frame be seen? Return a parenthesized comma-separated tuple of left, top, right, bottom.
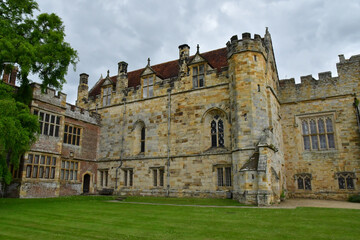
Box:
(122, 168, 134, 187)
(102, 86, 112, 107)
(63, 123, 82, 146)
(99, 169, 109, 187)
(60, 159, 79, 181)
(201, 107, 229, 151)
(150, 166, 164, 187)
(192, 63, 206, 88)
(214, 164, 232, 187)
(294, 173, 312, 190)
(25, 153, 57, 179)
(142, 74, 154, 98)
(297, 112, 336, 151)
(33, 109, 60, 137)
(335, 172, 356, 190)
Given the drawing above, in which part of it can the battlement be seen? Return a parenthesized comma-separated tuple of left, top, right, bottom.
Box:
(279, 71, 337, 89)
(65, 103, 101, 124)
(226, 32, 268, 59)
(279, 53, 360, 103)
(31, 83, 67, 107)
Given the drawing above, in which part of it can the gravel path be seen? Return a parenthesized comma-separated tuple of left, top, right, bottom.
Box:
(270, 198, 360, 209)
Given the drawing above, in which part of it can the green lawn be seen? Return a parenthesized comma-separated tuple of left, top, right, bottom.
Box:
(0, 196, 359, 240)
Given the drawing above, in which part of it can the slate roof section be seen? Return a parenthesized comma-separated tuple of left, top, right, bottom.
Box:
(88, 47, 228, 97)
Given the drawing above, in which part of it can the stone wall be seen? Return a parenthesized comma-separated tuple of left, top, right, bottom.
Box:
(279, 54, 360, 199)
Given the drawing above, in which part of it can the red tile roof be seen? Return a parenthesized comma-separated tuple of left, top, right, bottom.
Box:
(89, 47, 228, 97)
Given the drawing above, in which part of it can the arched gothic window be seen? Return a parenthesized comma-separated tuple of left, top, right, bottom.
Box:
(211, 115, 224, 147)
(295, 173, 312, 190)
(140, 127, 145, 153)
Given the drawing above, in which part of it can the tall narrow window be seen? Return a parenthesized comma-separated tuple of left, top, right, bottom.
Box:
(159, 168, 164, 187)
(192, 64, 204, 88)
(143, 76, 154, 98)
(301, 115, 335, 151)
(151, 167, 164, 187)
(211, 115, 224, 147)
(102, 87, 111, 106)
(153, 169, 157, 186)
(140, 126, 145, 153)
(99, 169, 109, 187)
(123, 169, 133, 187)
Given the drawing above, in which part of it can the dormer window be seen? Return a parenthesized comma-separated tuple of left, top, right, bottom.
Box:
(192, 64, 205, 88)
(102, 86, 111, 106)
(143, 76, 154, 98)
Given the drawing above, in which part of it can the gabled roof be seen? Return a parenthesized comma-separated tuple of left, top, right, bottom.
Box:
(88, 47, 228, 97)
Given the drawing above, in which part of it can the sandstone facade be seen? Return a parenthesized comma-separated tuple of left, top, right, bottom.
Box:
(4, 30, 360, 205)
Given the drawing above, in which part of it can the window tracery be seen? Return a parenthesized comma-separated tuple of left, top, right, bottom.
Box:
(211, 115, 224, 147)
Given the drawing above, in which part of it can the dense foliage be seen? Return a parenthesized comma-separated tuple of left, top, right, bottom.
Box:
(0, 0, 78, 91)
(0, 0, 78, 186)
(0, 83, 39, 184)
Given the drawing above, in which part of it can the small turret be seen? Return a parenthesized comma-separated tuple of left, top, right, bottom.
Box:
(118, 61, 128, 76)
(179, 44, 190, 74)
(117, 61, 128, 91)
(76, 73, 89, 108)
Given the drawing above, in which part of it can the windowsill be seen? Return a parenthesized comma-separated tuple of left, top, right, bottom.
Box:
(62, 143, 81, 148)
(39, 134, 59, 138)
(302, 149, 337, 154)
(216, 186, 232, 190)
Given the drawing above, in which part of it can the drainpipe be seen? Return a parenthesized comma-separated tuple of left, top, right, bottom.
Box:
(115, 98, 126, 191)
(166, 89, 172, 196)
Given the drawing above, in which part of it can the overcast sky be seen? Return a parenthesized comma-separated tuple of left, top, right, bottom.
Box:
(34, 0, 360, 104)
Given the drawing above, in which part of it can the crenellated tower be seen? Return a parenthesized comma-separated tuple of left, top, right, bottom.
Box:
(228, 30, 284, 205)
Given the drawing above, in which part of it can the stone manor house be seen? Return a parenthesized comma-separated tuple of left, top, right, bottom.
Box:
(3, 29, 360, 205)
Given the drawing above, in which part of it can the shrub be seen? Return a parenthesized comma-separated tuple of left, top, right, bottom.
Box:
(348, 195, 360, 203)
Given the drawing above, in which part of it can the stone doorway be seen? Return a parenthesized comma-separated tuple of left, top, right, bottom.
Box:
(83, 174, 90, 193)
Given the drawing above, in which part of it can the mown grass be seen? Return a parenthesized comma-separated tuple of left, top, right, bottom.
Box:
(122, 196, 248, 206)
(0, 196, 359, 240)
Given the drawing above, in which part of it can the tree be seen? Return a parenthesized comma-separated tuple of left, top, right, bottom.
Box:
(0, 82, 39, 186)
(0, 0, 77, 189)
(0, 0, 78, 92)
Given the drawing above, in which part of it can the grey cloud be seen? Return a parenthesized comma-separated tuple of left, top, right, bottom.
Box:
(33, 0, 360, 104)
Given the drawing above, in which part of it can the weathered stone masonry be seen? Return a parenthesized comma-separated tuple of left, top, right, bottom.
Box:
(4, 29, 360, 205)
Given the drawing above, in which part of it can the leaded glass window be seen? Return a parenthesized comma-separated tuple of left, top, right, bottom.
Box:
(295, 173, 312, 190)
(217, 166, 232, 187)
(143, 76, 154, 98)
(301, 115, 335, 151)
(192, 64, 205, 88)
(33, 110, 60, 137)
(102, 86, 111, 106)
(211, 115, 225, 148)
(336, 172, 355, 189)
